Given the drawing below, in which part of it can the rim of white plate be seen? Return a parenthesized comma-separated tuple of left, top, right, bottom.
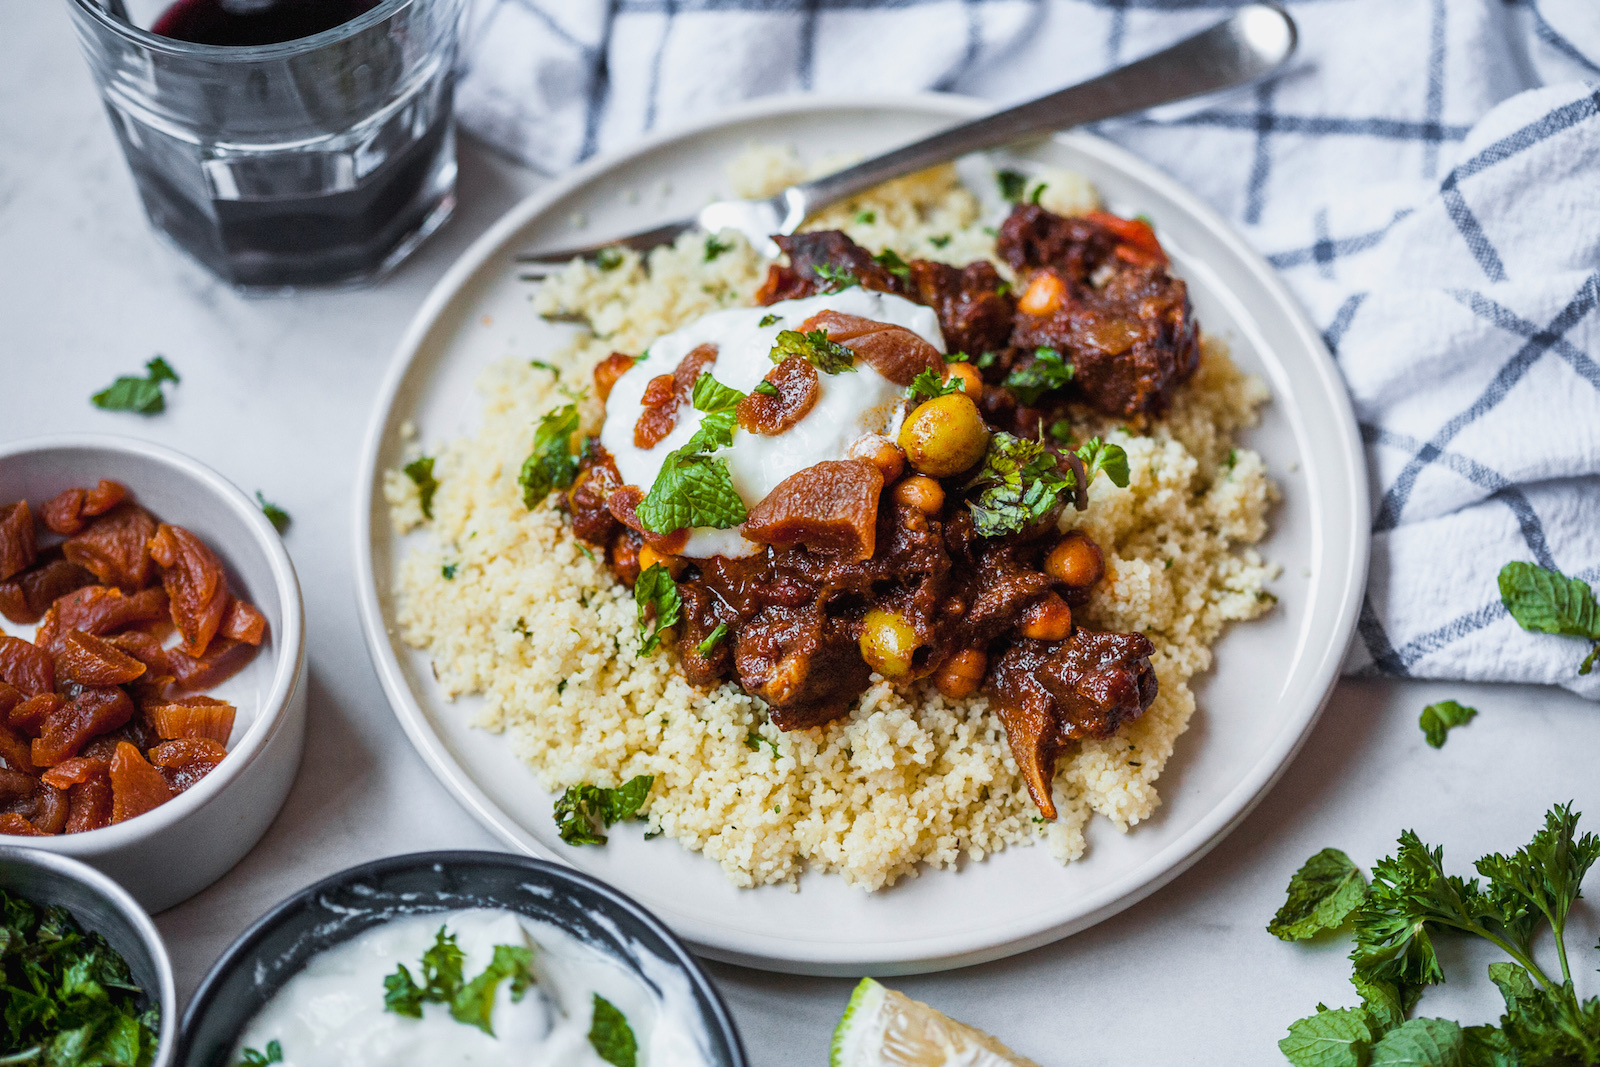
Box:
(352, 92, 1370, 973)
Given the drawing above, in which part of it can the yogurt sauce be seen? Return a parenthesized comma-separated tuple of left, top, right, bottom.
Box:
(598, 287, 946, 557)
(232, 909, 711, 1067)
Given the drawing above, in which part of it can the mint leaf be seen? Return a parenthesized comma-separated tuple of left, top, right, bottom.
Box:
(519, 403, 581, 508)
(1357, 977, 1411, 1039)
(690, 372, 744, 416)
(1076, 436, 1130, 488)
(873, 248, 911, 280)
(771, 329, 856, 375)
(1418, 701, 1477, 749)
(996, 170, 1028, 203)
(1004, 347, 1074, 405)
(1271, 849, 1369, 941)
(966, 432, 1073, 537)
(255, 492, 290, 534)
(1497, 562, 1600, 675)
(812, 264, 859, 293)
(589, 994, 638, 1067)
(450, 943, 537, 1035)
(696, 622, 729, 655)
(421, 927, 465, 1002)
(238, 1039, 284, 1065)
(91, 356, 181, 415)
(404, 456, 439, 520)
(1369, 1017, 1465, 1067)
(383, 964, 425, 1017)
(1280, 1007, 1373, 1067)
(753, 380, 779, 396)
(638, 452, 747, 533)
(635, 563, 682, 654)
(554, 785, 609, 845)
(906, 368, 963, 404)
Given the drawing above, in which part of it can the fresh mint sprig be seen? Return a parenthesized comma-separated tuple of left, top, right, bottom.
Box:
(1498, 562, 1600, 675)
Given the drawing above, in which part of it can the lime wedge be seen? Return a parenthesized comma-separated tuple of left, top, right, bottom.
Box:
(830, 978, 1042, 1067)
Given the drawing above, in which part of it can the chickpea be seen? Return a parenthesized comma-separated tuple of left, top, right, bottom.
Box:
(943, 362, 984, 400)
(891, 475, 945, 515)
(1045, 532, 1105, 589)
(1018, 271, 1066, 316)
(1018, 593, 1073, 641)
(638, 543, 683, 577)
(898, 393, 991, 478)
(850, 434, 905, 483)
(859, 608, 922, 680)
(934, 649, 987, 700)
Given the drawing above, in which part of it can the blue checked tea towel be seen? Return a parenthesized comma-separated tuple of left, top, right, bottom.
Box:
(455, 0, 1600, 699)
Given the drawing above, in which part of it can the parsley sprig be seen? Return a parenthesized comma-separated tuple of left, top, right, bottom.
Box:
(637, 374, 749, 534)
(770, 329, 856, 375)
(1498, 562, 1600, 675)
(1274, 804, 1600, 1067)
(965, 434, 1129, 537)
(518, 403, 581, 508)
(873, 248, 912, 281)
(1004, 347, 1075, 405)
(404, 456, 438, 520)
(905, 368, 964, 404)
(382, 926, 536, 1036)
(811, 264, 859, 292)
(634, 562, 682, 655)
(553, 776, 654, 846)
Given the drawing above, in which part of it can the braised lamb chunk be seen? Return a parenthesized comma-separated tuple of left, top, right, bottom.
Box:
(996, 203, 1121, 281)
(905, 259, 1016, 358)
(755, 231, 906, 305)
(989, 630, 1158, 817)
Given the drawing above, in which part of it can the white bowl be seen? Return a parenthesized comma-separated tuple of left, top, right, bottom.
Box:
(0, 844, 178, 1065)
(0, 434, 307, 912)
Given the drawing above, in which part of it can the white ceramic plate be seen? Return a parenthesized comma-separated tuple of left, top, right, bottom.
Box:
(353, 94, 1368, 975)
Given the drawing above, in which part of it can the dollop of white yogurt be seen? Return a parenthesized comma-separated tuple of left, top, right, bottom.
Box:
(231, 909, 711, 1067)
(598, 288, 945, 557)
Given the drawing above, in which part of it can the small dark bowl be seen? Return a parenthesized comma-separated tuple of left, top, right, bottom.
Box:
(178, 851, 749, 1067)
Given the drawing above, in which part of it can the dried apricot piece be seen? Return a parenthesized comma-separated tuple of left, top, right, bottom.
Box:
(36, 585, 169, 653)
(31, 687, 134, 767)
(42, 481, 127, 537)
(0, 813, 46, 836)
(63, 503, 158, 591)
(148, 524, 228, 657)
(219, 598, 267, 645)
(0, 724, 38, 775)
(0, 682, 19, 721)
(0, 767, 65, 834)
(109, 742, 172, 823)
(0, 635, 54, 697)
(148, 738, 227, 794)
(0, 502, 38, 582)
(102, 630, 169, 674)
(65, 774, 113, 833)
(56, 629, 148, 687)
(166, 637, 256, 692)
(148, 697, 235, 745)
(9, 693, 62, 736)
(41, 756, 110, 789)
(0, 550, 96, 624)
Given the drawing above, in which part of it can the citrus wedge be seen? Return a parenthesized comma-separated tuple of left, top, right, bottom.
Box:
(829, 977, 1043, 1067)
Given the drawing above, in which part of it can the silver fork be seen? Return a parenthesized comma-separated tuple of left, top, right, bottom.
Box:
(515, 3, 1296, 275)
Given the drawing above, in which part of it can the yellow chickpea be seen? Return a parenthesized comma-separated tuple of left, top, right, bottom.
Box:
(943, 362, 984, 400)
(891, 475, 945, 515)
(859, 609, 922, 680)
(1018, 593, 1073, 641)
(853, 436, 905, 484)
(934, 649, 987, 699)
(897, 393, 991, 478)
(1045, 532, 1105, 589)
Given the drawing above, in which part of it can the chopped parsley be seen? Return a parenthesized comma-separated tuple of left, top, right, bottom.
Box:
(1004, 347, 1075, 405)
(696, 622, 729, 655)
(382, 926, 536, 1036)
(518, 403, 581, 508)
(553, 776, 654, 846)
(929, 234, 952, 248)
(529, 359, 560, 377)
(1029, 182, 1048, 205)
(594, 247, 625, 271)
(238, 1041, 284, 1066)
(966, 433, 1073, 537)
(255, 491, 290, 534)
(1419, 699, 1478, 748)
(744, 731, 779, 758)
(811, 263, 859, 292)
(441, 562, 458, 580)
(758, 313, 782, 328)
(0, 888, 161, 1066)
(996, 169, 1028, 203)
(873, 248, 912, 280)
(404, 456, 439, 520)
(634, 563, 682, 655)
(637, 374, 749, 534)
(589, 994, 638, 1067)
(703, 234, 734, 261)
(1498, 561, 1600, 675)
(855, 209, 876, 225)
(905, 368, 964, 404)
(1047, 419, 1073, 444)
(91, 355, 179, 415)
(974, 351, 1000, 370)
(1076, 436, 1131, 488)
(1274, 804, 1600, 1067)
(770, 329, 855, 375)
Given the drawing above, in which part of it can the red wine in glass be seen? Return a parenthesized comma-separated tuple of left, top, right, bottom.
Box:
(152, 0, 381, 46)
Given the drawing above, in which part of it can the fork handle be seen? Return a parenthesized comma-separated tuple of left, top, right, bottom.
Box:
(784, 3, 1296, 226)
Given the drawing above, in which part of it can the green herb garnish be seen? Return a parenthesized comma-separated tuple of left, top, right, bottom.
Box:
(1029, 182, 1048, 205)
(1269, 849, 1368, 942)
(450, 944, 536, 1036)
(696, 622, 729, 655)
(91, 356, 179, 415)
(634, 563, 682, 655)
(905, 368, 963, 404)
(255, 492, 290, 534)
(770, 329, 855, 375)
(1048, 419, 1073, 444)
(855, 210, 876, 225)
(966, 433, 1073, 538)
(1419, 700, 1477, 748)
(1075, 437, 1130, 488)
(518, 404, 581, 508)
(873, 248, 912, 281)
(1275, 804, 1600, 1067)
(1004, 347, 1075, 405)
(975, 351, 1000, 370)
(758, 313, 781, 328)
(529, 359, 560, 377)
(383, 927, 536, 1037)
(637, 375, 748, 535)
(441, 563, 458, 580)
(812, 263, 859, 293)
(996, 170, 1028, 203)
(588, 994, 638, 1067)
(554, 776, 654, 846)
(704, 235, 734, 261)
(595, 247, 625, 271)
(744, 731, 779, 758)
(929, 234, 951, 248)
(404, 457, 439, 520)
(0, 889, 161, 1067)
(753, 380, 779, 396)
(1498, 562, 1600, 675)
(237, 1040, 284, 1066)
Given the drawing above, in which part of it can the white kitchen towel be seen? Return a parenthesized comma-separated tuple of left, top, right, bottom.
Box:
(454, 0, 1600, 698)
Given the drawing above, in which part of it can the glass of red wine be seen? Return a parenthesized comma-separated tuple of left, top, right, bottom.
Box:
(65, 0, 465, 290)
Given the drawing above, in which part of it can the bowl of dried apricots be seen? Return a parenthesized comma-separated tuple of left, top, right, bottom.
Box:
(0, 435, 306, 911)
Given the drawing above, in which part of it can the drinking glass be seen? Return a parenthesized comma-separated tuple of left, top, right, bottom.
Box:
(65, 0, 465, 290)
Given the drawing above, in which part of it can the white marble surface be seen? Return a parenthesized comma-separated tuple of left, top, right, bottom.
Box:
(5, 5, 1600, 1064)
